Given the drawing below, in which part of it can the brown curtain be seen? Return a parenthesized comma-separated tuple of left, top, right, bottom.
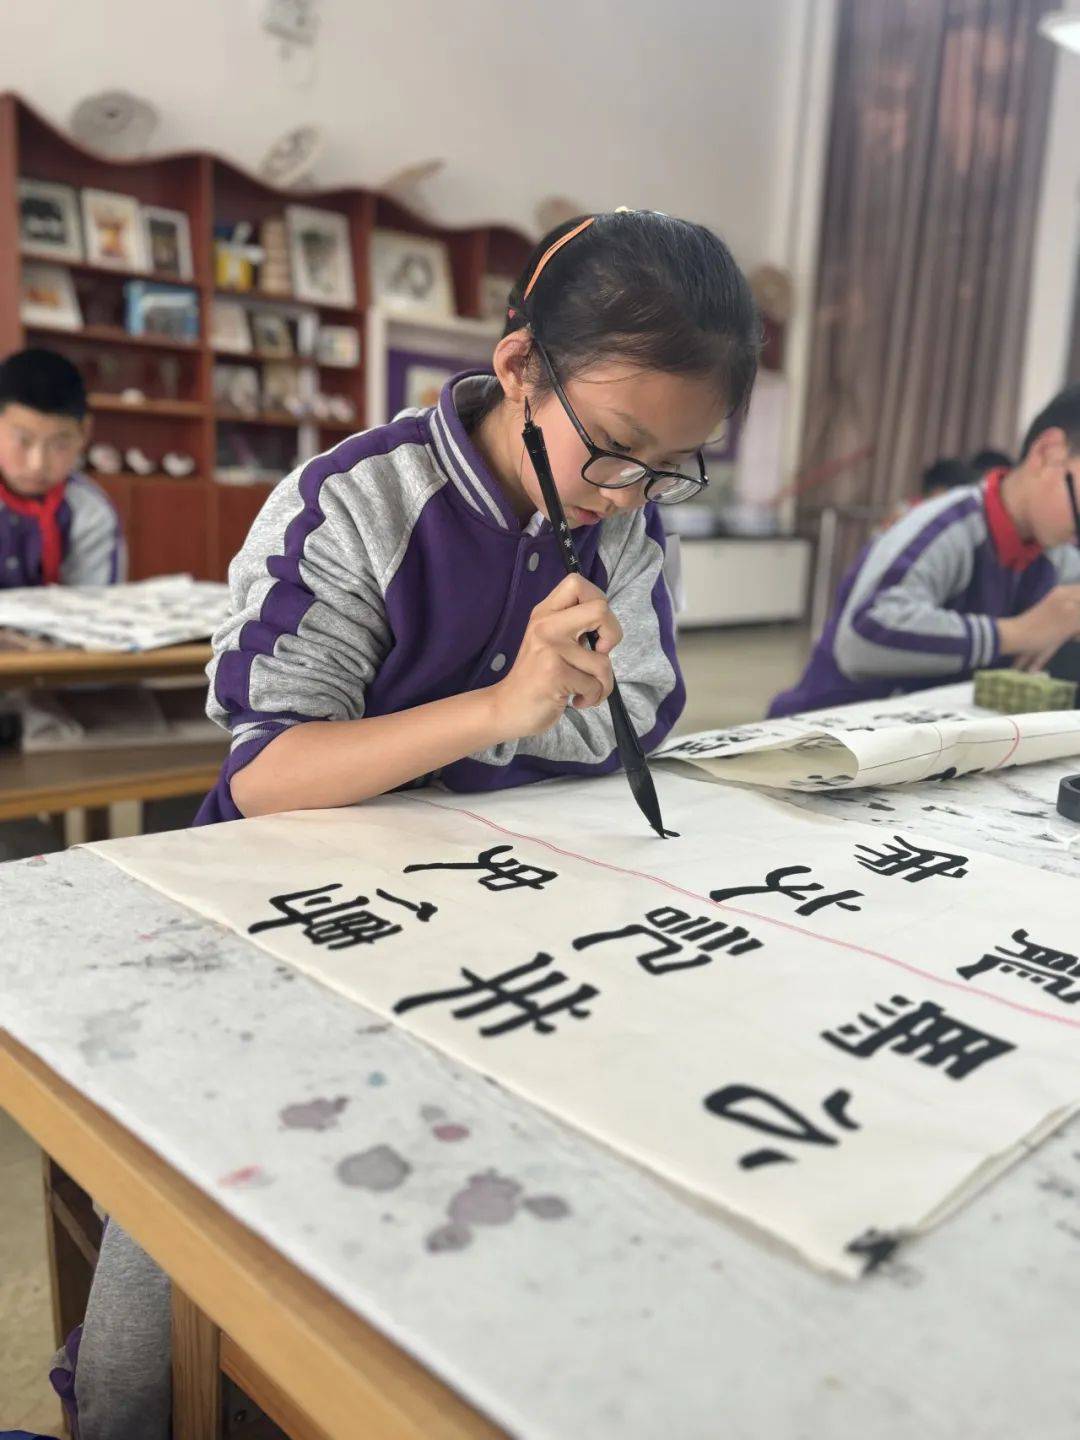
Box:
(800, 0, 1056, 592)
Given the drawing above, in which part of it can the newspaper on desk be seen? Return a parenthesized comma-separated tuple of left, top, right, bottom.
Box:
(0, 575, 229, 651)
(654, 683, 1080, 789)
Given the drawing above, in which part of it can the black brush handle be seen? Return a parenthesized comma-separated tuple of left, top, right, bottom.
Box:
(522, 416, 670, 837)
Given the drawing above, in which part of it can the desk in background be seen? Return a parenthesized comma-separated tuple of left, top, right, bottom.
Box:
(0, 637, 221, 835)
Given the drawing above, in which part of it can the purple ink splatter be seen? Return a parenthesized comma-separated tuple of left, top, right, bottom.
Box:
(279, 1096, 349, 1131)
(433, 1123, 470, 1143)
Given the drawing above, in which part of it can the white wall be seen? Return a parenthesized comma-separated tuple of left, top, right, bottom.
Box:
(1, 0, 834, 491)
(1, 0, 815, 265)
(1019, 2, 1080, 432)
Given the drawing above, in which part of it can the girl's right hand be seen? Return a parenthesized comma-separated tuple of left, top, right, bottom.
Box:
(489, 574, 623, 739)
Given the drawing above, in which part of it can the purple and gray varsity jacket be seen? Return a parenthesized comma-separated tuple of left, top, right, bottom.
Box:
(196, 372, 685, 824)
(771, 471, 1080, 717)
(0, 472, 125, 587)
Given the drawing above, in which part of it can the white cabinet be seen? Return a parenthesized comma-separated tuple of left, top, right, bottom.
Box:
(676, 536, 810, 627)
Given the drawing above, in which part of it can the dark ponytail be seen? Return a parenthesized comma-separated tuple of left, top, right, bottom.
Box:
(499, 210, 761, 420)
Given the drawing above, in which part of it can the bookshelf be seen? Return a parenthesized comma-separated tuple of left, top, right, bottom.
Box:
(0, 93, 532, 581)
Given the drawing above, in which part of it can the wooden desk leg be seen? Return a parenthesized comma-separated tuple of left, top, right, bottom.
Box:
(172, 1286, 223, 1439)
(41, 1155, 97, 1351)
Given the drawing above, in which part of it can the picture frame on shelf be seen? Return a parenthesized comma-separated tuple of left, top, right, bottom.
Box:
(262, 362, 305, 417)
(479, 273, 515, 323)
(258, 217, 293, 297)
(125, 282, 199, 341)
(386, 348, 472, 416)
(286, 205, 356, 308)
(371, 229, 455, 317)
(17, 179, 83, 261)
(315, 324, 360, 368)
(20, 262, 83, 331)
(81, 188, 146, 271)
(250, 311, 294, 358)
(211, 299, 253, 354)
(213, 363, 260, 416)
(402, 362, 457, 411)
(141, 206, 194, 280)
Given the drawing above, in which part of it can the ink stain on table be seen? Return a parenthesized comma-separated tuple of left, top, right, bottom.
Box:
(425, 1170, 571, 1253)
(523, 1195, 571, 1219)
(337, 1144, 411, 1192)
(79, 1005, 144, 1065)
(218, 1164, 273, 1189)
(449, 1171, 522, 1226)
(367, 1071, 387, 1087)
(433, 1122, 470, 1143)
(280, 1095, 349, 1131)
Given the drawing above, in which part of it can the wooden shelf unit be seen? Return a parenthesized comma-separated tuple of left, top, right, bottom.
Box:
(0, 92, 532, 582)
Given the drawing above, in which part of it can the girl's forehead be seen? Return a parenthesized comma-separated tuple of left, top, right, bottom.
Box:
(569, 365, 728, 445)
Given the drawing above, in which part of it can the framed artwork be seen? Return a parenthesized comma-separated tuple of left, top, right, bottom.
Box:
(315, 324, 360, 368)
(403, 363, 457, 411)
(211, 300, 253, 354)
(213, 363, 260, 416)
(262, 362, 305, 417)
(371, 230, 455, 317)
(250, 311, 294, 357)
(286, 205, 356, 307)
(81, 188, 146, 270)
(386, 348, 474, 417)
(141, 206, 194, 280)
(17, 180, 83, 261)
(125, 282, 199, 341)
(20, 262, 83, 330)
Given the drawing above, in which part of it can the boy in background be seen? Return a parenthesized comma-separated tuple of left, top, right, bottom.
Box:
(772, 386, 1080, 715)
(0, 347, 124, 588)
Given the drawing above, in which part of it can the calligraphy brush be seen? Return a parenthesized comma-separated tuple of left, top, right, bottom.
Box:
(1067, 471, 1080, 549)
(522, 409, 673, 839)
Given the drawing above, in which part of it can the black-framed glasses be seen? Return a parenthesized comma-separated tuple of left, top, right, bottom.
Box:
(532, 340, 708, 506)
(1067, 471, 1080, 545)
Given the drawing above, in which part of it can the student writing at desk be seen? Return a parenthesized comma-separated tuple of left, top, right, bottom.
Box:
(60, 210, 761, 1438)
(771, 385, 1080, 716)
(0, 348, 125, 589)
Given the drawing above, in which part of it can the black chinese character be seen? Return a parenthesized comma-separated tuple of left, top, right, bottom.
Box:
(854, 834, 969, 883)
(664, 725, 771, 758)
(709, 865, 863, 917)
(573, 905, 762, 974)
(393, 953, 597, 1037)
(248, 884, 436, 951)
(404, 844, 557, 893)
(704, 1084, 860, 1169)
(822, 995, 1014, 1079)
(958, 928, 1080, 1006)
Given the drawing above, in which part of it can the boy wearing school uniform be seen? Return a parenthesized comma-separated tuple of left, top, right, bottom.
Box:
(771, 386, 1080, 716)
(0, 348, 125, 588)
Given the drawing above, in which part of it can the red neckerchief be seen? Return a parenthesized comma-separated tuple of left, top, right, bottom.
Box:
(983, 468, 1042, 573)
(0, 477, 66, 583)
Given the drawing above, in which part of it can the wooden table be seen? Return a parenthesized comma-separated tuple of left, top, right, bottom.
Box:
(0, 638, 218, 832)
(1, 1032, 501, 1440)
(3, 686, 1080, 1440)
(0, 741, 227, 825)
(0, 635, 212, 689)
